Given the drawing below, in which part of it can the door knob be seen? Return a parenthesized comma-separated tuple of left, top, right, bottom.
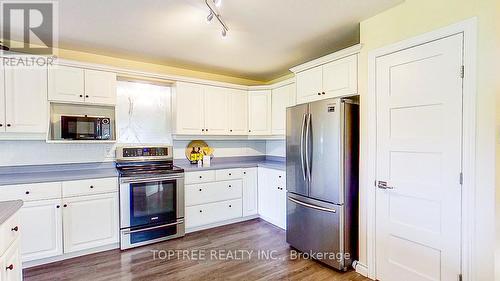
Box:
(377, 181, 395, 190)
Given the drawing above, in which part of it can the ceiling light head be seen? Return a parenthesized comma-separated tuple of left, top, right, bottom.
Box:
(214, 0, 222, 7)
(207, 12, 214, 22)
(221, 28, 227, 38)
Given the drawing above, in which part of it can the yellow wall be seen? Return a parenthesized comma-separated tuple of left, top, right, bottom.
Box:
(54, 47, 265, 86)
(358, 0, 498, 279)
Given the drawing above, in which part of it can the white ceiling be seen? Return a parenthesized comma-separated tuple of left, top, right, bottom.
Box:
(55, 0, 402, 81)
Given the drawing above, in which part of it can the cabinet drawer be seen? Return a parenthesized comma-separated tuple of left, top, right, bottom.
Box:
(185, 170, 216, 184)
(186, 199, 242, 229)
(0, 182, 61, 202)
(185, 180, 242, 206)
(62, 177, 118, 197)
(215, 168, 243, 181)
(0, 212, 20, 256)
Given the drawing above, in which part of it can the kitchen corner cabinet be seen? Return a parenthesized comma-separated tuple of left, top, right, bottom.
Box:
(258, 167, 286, 229)
(242, 168, 258, 216)
(48, 65, 117, 105)
(248, 90, 271, 135)
(271, 83, 295, 135)
(0, 65, 48, 134)
(296, 54, 357, 104)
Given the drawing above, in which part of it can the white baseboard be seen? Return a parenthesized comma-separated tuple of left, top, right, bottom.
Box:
(258, 215, 285, 230)
(23, 243, 119, 269)
(354, 261, 369, 278)
(186, 214, 259, 233)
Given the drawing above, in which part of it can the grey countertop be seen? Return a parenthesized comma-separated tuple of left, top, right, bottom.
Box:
(0, 156, 285, 186)
(0, 200, 23, 225)
(0, 162, 118, 186)
(174, 156, 285, 172)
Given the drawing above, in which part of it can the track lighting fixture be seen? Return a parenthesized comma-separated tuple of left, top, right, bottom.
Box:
(205, 0, 229, 38)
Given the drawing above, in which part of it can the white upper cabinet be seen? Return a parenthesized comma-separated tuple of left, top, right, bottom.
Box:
(203, 86, 228, 135)
(248, 90, 271, 135)
(296, 66, 323, 104)
(227, 89, 248, 135)
(4, 66, 48, 133)
(271, 83, 295, 135)
(48, 65, 85, 103)
(174, 82, 205, 135)
(84, 69, 117, 105)
(48, 66, 117, 105)
(292, 46, 359, 105)
(322, 55, 357, 98)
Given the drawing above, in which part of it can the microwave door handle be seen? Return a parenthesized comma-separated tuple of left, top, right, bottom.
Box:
(96, 120, 101, 140)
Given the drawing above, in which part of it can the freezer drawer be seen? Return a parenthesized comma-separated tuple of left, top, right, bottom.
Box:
(286, 195, 349, 270)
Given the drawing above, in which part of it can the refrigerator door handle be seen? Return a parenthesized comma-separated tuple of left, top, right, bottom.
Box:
(305, 113, 312, 182)
(288, 197, 337, 213)
(300, 113, 307, 181)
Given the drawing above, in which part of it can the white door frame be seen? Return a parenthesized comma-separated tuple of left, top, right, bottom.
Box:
(365, 17, 477, 280)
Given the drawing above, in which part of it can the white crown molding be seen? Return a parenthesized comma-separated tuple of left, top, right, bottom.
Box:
(289, 44, 362, 73)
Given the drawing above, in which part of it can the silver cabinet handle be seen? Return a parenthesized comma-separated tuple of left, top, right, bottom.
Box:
(288, 197, 336, 213)
(377, 181, 395, 190)
(300, 113, 307, 181)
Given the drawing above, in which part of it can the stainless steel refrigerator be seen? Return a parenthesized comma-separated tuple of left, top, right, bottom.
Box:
(286, 97, 359, 271)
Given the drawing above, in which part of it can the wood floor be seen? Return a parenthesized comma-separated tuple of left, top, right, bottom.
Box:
(24, 219, 370, 281)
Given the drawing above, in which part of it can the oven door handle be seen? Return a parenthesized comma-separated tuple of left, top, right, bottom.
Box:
(122, 219, 184, 235)
(121, 175, 184, 184)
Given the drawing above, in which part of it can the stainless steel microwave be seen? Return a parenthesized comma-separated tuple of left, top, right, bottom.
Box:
(61, 115, 111, 140)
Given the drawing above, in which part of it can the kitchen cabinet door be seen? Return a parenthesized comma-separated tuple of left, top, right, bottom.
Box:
(295, 66, 322, 105)
(4, 66, 48, 133)
(2, 239, 22, 281)
(248, 90, 271, 135)
(48, 65, 85, 103)
(203, 86, 228, 135)
(174, 82, 205, 135)
(62, 193, 119, 253)
(84, 69, 117, 105)
(257, 168, 273, 220)
(271, 84, 295, 135)
(322, 54, 357, 98)
(242, 168, 258, 216)
(20, 199, 63, 262)
(227, 89, 248, 135)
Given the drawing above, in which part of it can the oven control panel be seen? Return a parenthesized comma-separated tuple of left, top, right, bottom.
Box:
(122, 147, 169, 157)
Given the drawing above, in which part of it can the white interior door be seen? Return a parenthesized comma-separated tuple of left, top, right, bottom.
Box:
(375, 34, 463, 281)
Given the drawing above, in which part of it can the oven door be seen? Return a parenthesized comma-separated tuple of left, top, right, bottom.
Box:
(119, 174, 185, 249)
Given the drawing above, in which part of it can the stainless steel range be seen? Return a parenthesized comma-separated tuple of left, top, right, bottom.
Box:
(116, 145, 185, 250)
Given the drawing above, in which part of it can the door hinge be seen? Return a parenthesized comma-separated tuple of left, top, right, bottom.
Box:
(460, 65, 464, 78)
(459, 172, 463, 185)
(458, 273, 463, 281)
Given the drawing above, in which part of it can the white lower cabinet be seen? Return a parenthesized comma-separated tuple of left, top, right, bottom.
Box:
(258, 167, 286, 229)
(186, 199, 242, 229)
(62, 192, 119, 253)
(20, 199, 63, 262)
(184, 168, 257, 230)
(0, 177, 119, 266)
(0, 210, 22, 281)
(242, 168, 258, 216)
(2, 239, 22, 281)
